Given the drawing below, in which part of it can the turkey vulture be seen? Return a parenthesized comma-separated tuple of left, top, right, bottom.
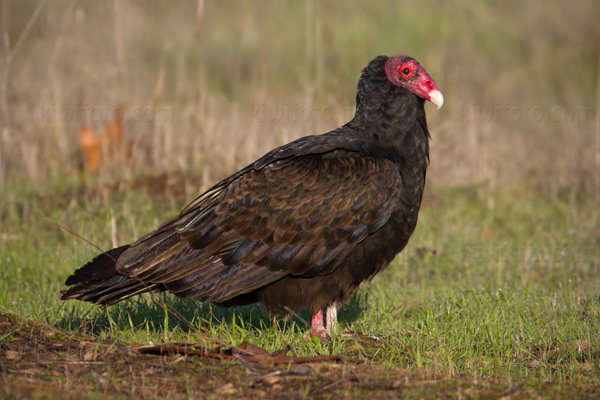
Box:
(62, 54, 443, 339)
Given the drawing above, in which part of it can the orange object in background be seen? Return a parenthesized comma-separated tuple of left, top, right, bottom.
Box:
(79, 108, 131, 171)
(79, 126, 102, 171)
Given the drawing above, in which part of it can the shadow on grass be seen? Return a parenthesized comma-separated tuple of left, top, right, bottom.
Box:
(57, 290, 369, 338)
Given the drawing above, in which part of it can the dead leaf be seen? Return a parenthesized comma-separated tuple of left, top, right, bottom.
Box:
(218, 382, 236, 395)
(136, 342, 346, 364)
(5, 350, 21, 360)
(260, 373, 283, 385)
(235, 341, 270, 356)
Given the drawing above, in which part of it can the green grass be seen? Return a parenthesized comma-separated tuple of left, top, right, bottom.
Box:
(1, 177, 598, 386)
(2, 2, 599, 397)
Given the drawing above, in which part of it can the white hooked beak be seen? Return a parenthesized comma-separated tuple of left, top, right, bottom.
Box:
(429, 90, 444, 110)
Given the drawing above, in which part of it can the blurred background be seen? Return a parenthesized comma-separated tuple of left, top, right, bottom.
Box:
(1, 0, 599, 203)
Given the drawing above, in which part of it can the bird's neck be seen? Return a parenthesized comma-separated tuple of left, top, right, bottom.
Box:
(350, 86, 430, 175)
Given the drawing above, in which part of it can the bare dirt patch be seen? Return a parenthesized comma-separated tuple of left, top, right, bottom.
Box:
(1, 313, 597, 399)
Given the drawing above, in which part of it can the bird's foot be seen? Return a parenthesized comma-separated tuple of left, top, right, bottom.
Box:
(303, 308, 329, 340)
(303, 303, 338, 341)
(303, 326, 331, 340)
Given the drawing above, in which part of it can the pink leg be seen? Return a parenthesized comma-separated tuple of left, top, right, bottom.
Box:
(304, 302, 338, 340)
(304, 308, 328, 339)
(325, 301, 337, 335)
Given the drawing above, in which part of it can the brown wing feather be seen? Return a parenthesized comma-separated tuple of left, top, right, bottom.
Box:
(179, 155, 402, 275)
(113, 155, 402, 304)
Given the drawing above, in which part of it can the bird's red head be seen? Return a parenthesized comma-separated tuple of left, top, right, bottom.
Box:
(384, 55, 444, 109)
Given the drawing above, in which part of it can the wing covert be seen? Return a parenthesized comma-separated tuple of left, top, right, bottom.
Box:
(177, 155, 403, 277)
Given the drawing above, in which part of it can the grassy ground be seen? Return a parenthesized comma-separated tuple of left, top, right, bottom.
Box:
(1, 1, 599, 397)
(1, 176, 599, 398)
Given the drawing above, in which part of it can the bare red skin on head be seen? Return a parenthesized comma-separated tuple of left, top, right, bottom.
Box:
(384, 55, 440, 102)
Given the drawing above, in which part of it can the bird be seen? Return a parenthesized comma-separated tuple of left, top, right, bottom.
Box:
(61, 54, 443, 339)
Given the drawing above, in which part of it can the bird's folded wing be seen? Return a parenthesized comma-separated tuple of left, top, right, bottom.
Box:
(114, 155, 402, 302)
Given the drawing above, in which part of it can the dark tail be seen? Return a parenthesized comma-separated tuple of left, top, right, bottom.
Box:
(61, 245, 163, 305)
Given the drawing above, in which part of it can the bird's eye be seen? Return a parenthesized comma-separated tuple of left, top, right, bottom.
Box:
(402, 68, 410, 75)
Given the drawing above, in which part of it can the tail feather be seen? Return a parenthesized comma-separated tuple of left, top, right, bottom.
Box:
(61, 245, 163, 305)
(64, 245, 129, 286)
